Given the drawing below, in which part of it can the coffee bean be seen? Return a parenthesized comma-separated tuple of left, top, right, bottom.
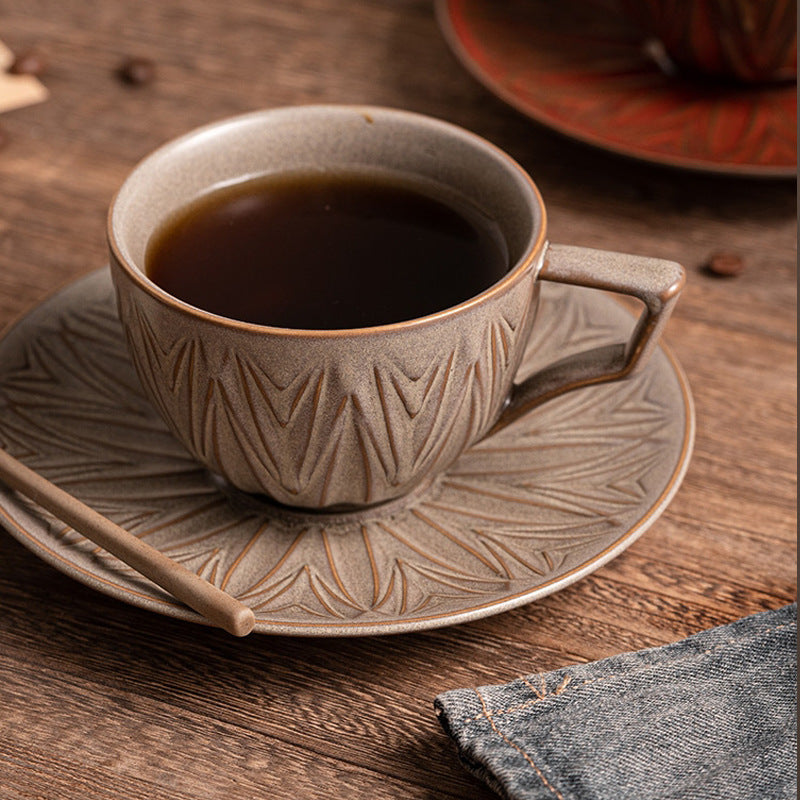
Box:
(8, 49, 47, 77)
(117, 57, 156, 86)
(705, 251, 745, 277)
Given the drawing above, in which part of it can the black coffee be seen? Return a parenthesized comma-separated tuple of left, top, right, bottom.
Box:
(145, 170, 509, 329)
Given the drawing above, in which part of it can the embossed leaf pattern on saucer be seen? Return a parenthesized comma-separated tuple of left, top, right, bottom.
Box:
(0, 272, 692, 634)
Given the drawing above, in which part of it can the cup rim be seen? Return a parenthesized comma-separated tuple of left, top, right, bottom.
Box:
(107, 104, 548, 338)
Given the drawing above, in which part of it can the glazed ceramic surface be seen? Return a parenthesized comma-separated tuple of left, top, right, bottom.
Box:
(0, 270, 694, 636)
(109, 106, 682, 509)
(621, 0, 797, 84)
(437, 0, 797, 177)
(109, 106, 545, 508)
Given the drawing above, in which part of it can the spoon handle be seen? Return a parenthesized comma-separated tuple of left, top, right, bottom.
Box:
(0, 447, 255, 637)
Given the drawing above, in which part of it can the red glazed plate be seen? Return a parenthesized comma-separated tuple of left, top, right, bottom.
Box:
(437, 0, 797, 177)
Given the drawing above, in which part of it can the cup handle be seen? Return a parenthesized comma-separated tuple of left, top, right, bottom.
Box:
(489, 243, 685, 435)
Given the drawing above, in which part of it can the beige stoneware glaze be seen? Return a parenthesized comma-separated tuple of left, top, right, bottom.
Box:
(108, 106, 684, 509)
(0, 271, 694, 635)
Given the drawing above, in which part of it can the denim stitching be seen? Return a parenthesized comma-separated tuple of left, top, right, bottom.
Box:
(522, 673, 572, 701)
(465, 620, 795, 725)
(476, 688, 566, 800)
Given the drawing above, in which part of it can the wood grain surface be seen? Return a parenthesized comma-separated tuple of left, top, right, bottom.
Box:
(0, 1, 796, 798)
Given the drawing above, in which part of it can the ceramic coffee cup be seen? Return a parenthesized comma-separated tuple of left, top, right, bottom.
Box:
(108, 106, 684, 510)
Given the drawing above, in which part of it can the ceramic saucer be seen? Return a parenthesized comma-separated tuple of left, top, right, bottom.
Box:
(0, 270, 694, 636)
(437, 0, 796, 177)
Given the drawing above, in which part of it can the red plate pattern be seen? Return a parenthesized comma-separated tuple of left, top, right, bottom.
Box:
(438, 0, 797, 177)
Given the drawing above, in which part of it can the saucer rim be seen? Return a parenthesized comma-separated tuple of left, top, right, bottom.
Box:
(0, 269, 695, 637)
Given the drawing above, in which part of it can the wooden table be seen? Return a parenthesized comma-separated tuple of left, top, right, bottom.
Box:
(0, 2, 795, 798)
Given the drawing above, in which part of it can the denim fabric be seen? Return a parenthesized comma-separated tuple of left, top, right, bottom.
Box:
(435, 604, 796, 800)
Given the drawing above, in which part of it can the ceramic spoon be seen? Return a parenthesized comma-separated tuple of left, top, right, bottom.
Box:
(0, 447, 255, 637)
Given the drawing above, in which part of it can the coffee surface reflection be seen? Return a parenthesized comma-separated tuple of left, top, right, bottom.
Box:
(145, 170, 509, 329)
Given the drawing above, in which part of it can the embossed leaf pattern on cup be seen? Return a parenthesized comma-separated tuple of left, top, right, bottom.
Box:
(119, 292, 525, 507)
(0, 273, 686, 629)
